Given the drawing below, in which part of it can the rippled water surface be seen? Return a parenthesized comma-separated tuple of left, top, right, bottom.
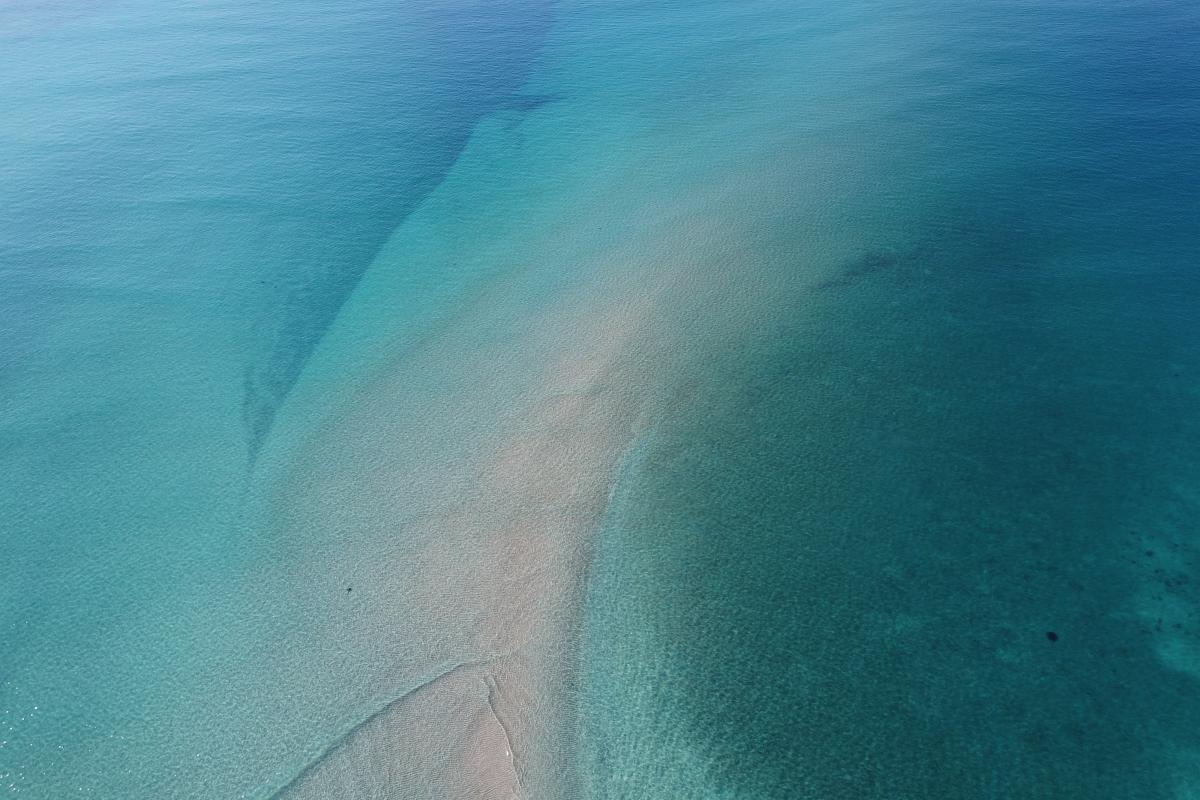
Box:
(3, 0, 1199, 797)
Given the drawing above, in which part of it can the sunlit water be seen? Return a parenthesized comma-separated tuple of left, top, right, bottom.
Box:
(2, 0, 1198, 797)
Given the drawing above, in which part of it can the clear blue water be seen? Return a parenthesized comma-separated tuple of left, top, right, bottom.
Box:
(578, 0, 1200, 797)
(2, 0, 1199, 797)
(1, 0, 554, 795)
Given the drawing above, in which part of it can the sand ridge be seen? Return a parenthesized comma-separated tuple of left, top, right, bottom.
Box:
(270, 279, 664, 799)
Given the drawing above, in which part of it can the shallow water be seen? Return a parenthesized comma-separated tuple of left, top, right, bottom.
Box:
(1, 0, 553, 795)
(578, 0, 1200, 797)
(2, 0, 1199, 797)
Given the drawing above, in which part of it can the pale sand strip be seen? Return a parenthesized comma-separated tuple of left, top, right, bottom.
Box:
(254, 152, 809, 797)
(271, 286, 663, 799)
(253, 142, 785, 799)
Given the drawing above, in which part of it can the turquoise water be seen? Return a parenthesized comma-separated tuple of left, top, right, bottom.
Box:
(578, 0, 1200, 798)
(2, 0, 1199, 797)
(1, 0, 554, 795)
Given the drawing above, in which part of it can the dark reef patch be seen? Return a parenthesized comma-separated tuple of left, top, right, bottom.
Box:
(813, 249, 902, 290)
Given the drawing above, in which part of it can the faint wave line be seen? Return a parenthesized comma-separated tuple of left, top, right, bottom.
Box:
(266, 655, 504, 799)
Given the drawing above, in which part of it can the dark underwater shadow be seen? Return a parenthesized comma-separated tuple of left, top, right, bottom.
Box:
(812, 248, 901, 290)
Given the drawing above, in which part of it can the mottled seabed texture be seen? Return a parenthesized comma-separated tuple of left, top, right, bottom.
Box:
(1, 0, 1199, 798)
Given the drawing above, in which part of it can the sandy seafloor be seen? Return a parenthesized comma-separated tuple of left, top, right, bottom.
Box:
(3, 0, 1200, 797)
